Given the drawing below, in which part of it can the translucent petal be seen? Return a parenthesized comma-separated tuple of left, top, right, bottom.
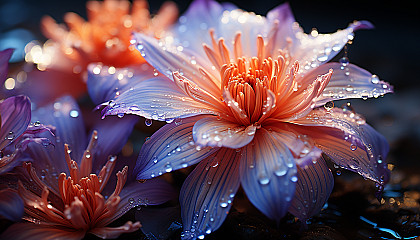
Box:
(0, 48, 13, 84)
(0, 189, 24, 221)
(289, 156, 334, 222)
(239, 128, 297, 222)
(101, 77, 216, 121)
(135, 116, 218, 180)
(180, 148, 241, 240)
(193, 116, 255, 148)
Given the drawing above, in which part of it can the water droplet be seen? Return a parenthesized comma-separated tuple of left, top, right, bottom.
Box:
(317, 54, 328, 62)
(350, 144, 357, 151)
(291, 176, 298, 182)
(145, 119, 152, 127)
(371, 74, 379, 84)
(339, 57, 349, 66)
(34, 121, 41, 127)
(198, 235, 205, 239)
(324, 101, 334, 111)
(128, 198, 135, 204)
(258, 175, 270, 185)
(117, 113, 124, 118)
(6, 131, 15, 140)
(129, 105, 140, 111)
(336, 170, 342, 175)
(165, 163, 173, 173)
(220, 202, 228, 208)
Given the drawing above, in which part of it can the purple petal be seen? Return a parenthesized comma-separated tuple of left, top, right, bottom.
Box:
(0, 223, 85, 240)
(0, 49, 13, 84)
(106, 178, 178, 225)
(101, 77, 216, 121)
(266, 3, 297, 53)
(291, 108, 390, 185)
(193, 116, 255, 148)
(180, 148, 241, 239)
(289, 156, 334, 222)
(300, 63, 393, 107)
(239, 128, 297, 222)
(90, 114, 138, 169)
(132, 33, 221, 95)
(0, 189, 24, 221)
(291, 21, 373, 74)
(87, 63, 155, 105)
(31, 96, 87, 163)
(0, 95, 31, 150)
(135, 116, 218, 180)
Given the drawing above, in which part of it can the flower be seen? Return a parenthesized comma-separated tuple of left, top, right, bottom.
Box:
(17, 0, 178, 105)
(93, 0, 392, 238)
(0, 96, 176, 239)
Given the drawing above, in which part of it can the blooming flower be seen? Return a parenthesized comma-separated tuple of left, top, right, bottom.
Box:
(16, 0, 178, 105)
(0, 96, 176, 239)
(91, 0, 392, 238)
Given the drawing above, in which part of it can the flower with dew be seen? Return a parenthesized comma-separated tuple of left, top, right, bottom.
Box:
(94, 0, 392, 238)
(0, 96, 176, 239)
(17, 0, 178, 105)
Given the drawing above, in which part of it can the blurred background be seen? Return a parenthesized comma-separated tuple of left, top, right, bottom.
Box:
(0, 0, 419, 166)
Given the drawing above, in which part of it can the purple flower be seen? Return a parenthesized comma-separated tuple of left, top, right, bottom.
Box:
(0, 96, 177, 239)
(87, 0, 392, 239)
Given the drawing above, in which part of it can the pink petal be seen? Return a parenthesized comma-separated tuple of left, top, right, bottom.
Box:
(90, 221, 141, 239)
(193, 116, 255, 148)
(289, 156, 334, 222)
(0, 95, 31, 150)
(135, 116, 218, 180)
(239, 128, 297, 222)
(300, 63, 393, 107)
(101, 77, 216, 121)
(180, 148, 241, 239)
(0, 189, 24, 221)
(290, 108, 390, 185)
(0, 223, 85, 240)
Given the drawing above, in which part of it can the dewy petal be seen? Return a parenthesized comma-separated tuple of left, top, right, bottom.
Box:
(89, 221, 141, 239)
(0, 223, 85, 240)
(132, 33, 221, 96)
(164, 0, 237, 57)
(0, 95, 31, 150)
(291, 108, 390, 185)
(193, 116, 255, 148)
(135, 116, 218, 180)
(239, 128, 297, 222)
(32, 96, 87, 163)
(0, 189, 24, 221)
(107, 178, 177, 225)
(180, 148, 241, 240)
(292, 21, 373, 74)
(101, 77, 216, 121)
(87, 63, 155, 105)
(300, 63, 393, 107)
(288, 156, 334, 222)
(0, 48, 13, 84)
(91, 114, 138, 168)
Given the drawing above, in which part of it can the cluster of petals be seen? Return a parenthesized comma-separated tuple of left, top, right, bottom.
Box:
(0, 96, 176, 239)
(92, 0, 393, 239)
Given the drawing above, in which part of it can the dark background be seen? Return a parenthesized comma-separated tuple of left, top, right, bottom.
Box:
(1, 0, 420, 165)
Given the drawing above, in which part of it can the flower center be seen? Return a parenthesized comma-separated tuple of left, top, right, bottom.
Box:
(19, 131, 128, 231)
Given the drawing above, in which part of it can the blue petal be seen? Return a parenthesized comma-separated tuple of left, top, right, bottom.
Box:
(135, 116, 218, 180)
(87, 63, 155, 105)
(239, 128, 297, 222)
(0, 95, 31, 150)
(101, 77, 216, 121)
(0, 189, 24, 221)
(90, 114, 138, 169)
(289, 156, 334, 222)
(180, 148, 241, 240)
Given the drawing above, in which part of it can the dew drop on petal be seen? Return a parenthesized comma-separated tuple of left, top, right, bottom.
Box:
(69, 110, 79, 118)
(350, 144, 357, 151)
(145, 119, 152, 127)
(324, 101, 334, 111)
(371, 74, 379, 84)
(339, 57, 349, 66)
